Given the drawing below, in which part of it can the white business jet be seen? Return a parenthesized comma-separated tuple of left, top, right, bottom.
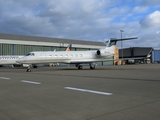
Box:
(16, 37, 138, 72)
(0, 44, 72, 68)
(16, 40, 116, 72)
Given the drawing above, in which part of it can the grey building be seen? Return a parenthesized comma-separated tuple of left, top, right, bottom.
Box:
(119, 47, 153, 64)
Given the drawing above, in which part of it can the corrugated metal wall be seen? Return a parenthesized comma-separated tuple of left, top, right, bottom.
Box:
(152, 50, 160, 63)
(119, 47, 152, 58)
(119, 48, 132, 58)
(133, 47, 152, 57)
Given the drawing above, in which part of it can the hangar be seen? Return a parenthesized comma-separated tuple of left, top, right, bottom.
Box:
(0, 33, 106, 55)
(119, 47, 153, 64)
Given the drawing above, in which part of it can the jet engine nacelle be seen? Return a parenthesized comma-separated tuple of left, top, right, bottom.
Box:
(96, 49, 110, 57)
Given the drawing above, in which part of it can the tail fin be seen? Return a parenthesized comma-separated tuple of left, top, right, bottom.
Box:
(65, 44, 72, 51)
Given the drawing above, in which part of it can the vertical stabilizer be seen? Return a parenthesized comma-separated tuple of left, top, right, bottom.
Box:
(65, 44, 72, 51)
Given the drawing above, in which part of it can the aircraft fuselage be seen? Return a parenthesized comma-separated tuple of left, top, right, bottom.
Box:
(17, 47, 114, 64)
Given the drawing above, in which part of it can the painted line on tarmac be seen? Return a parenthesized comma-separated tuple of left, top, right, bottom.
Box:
(65, 87, 113, 96)
(21, 80, 41, 85)
(0, 77, 11, 80)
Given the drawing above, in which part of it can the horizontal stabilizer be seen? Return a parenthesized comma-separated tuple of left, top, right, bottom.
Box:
(106, 37, 138, 47)
(109, 37, 138, 42)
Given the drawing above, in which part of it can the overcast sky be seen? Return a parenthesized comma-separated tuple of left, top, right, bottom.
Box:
(0, 0, 160, 48)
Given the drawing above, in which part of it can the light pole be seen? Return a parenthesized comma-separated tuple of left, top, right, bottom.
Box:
(120, 30, 124, 64)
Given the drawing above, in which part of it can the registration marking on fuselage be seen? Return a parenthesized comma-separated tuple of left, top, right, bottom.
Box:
(65, 87, 113, 96)
(21, 80, 41, 85)
(0, 77, 11, 80)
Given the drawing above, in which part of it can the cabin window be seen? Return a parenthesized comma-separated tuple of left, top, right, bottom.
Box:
(65, 55, 68, 57)
(75, 54, 78, 57)
(80, 54, 82, 57)
(70, 54, 73, 57)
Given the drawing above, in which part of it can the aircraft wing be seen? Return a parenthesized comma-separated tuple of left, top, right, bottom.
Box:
(115, 57, 146, 60)
(70, 59, 108, 64)
(70, 57, 146, 64)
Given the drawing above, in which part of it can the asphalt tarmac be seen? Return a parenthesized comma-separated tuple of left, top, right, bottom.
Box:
(0, 64, 160, 120)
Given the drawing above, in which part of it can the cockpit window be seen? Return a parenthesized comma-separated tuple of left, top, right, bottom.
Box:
(26, 53, 31, 56)
(26, 53, 35, 56)
(31, 53, 35, 56)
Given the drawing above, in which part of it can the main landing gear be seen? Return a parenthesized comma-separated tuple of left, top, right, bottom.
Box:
(76, 63, 95, 70)
(78, 65, 83, 69)
(89, 63, 95, 69)
(26, 64, 37, 72)
(76, 64, 83, 70)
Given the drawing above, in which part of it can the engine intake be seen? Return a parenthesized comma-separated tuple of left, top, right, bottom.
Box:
(96, 49, 110, 57)
(97, 50, 101, 56)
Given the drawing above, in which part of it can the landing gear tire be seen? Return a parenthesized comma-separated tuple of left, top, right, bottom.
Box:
(26, 69, 31, 72)
(78, 65, 83, 69)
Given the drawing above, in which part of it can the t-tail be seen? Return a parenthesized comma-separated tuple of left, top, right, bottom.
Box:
(105, 37, 138, 47)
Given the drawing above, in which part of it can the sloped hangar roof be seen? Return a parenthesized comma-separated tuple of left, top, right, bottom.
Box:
(0, 33, 105, 46)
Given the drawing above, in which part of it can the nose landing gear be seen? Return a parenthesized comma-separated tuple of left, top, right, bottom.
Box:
(26, 65, 32, 72)
(76, 63, 96, 70)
